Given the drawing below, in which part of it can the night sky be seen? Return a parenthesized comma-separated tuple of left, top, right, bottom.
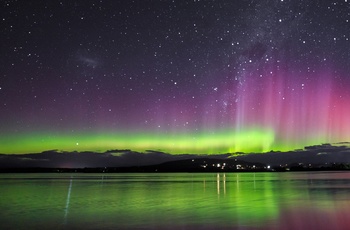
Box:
(1, 0, 350, 155)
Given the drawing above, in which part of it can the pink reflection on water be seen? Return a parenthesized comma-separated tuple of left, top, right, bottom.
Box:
(267, 202, 350, 230)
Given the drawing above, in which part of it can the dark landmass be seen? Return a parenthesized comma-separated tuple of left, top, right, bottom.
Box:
(1, 157, 350, 173)
(1, 143, 350, 172)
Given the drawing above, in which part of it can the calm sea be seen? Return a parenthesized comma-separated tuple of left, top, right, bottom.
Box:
(1, 172, 350, 229)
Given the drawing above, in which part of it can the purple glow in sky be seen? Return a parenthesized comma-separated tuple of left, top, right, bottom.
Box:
(1, 0, 350, 155)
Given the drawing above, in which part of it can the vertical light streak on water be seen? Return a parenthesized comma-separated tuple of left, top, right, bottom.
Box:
(223, 173, 226, 195)
(63, 178, 73, 225)
(217, 173, 220, 195)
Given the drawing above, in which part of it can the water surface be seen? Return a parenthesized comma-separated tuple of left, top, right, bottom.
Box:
(1, 172, 350, 229)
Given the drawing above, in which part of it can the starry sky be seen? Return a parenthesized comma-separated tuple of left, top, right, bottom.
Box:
(1, 0, 350, 155)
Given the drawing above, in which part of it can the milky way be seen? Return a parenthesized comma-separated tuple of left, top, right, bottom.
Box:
(1, 0, 350, 154)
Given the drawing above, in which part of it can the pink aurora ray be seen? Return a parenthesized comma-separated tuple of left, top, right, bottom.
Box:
(226, 64, 350, 149)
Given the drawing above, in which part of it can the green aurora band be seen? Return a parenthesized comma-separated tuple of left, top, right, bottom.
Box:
(0, 128, 327, 154)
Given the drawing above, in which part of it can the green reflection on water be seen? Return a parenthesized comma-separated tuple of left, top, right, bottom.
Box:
(1, 172, 349, 229)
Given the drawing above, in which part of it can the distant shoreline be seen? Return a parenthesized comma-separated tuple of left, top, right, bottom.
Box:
(0, 166, 350, 174)
(1, 157, 349, 173)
